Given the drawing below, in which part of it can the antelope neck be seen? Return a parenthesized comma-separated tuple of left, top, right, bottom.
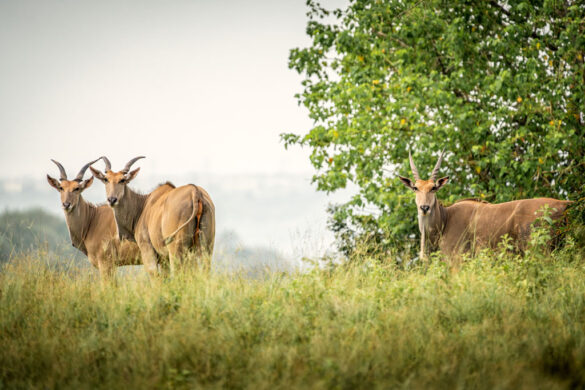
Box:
(64, 197, 96, 255)
(113, 186, 147, 241)
(419, 201, 446, 239)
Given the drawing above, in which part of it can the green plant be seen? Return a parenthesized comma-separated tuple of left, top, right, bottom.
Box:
(2, 250, 585, 389)
(283, 0, 585, 256)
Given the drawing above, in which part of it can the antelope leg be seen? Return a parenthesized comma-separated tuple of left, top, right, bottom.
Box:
(420, 229, 426, 260)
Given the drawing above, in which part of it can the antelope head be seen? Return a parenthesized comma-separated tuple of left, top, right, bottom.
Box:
(47, 159, 98, 213)
(399, 151, 449, 217)
(90, 156, 144, 207)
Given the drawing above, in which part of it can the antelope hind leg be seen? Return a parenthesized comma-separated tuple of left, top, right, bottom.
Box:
(140, 245, 160, 278)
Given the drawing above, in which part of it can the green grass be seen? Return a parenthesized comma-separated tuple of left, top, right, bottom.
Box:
(1, 247, 585, 389)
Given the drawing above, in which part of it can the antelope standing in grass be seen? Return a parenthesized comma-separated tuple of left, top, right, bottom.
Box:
(47, 159, 141, 277)
(90, 156, 215, 276)
(399, 151, 571, 259)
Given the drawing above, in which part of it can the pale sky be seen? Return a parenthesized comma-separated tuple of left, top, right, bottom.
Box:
(0, 0, 344, 179)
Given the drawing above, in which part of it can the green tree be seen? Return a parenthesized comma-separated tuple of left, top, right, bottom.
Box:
(283, 0, 585, 256)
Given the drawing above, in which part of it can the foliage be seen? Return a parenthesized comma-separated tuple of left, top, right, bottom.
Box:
(565, 184, 585, 254)
(0, 208, 78, 263)
(283, 0, 585, 255)
(2, 249, 585, 389)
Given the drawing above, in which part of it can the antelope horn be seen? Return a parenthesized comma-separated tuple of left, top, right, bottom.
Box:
(74, 158, 101, 182)
(408, 150, 421, 181)
(430, 150, 445, 181)
(122, 156, 145, 174)
(98, 156, 112, 172)
(50, 159, 68, 181)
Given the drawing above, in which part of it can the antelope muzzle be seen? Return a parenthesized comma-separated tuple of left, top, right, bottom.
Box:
(108, 197, 118, 207)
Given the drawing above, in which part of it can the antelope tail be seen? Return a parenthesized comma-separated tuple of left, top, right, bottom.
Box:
(163, 189, 203, 246)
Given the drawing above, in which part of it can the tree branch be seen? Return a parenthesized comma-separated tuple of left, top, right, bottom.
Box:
(373, 29, 410, 48)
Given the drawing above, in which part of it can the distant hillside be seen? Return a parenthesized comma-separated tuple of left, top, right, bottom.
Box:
(214, 230, 297, 277)
(0, 208, 81, 264)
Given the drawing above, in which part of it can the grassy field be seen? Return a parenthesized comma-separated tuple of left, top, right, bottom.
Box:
(1, 243, 585, 389)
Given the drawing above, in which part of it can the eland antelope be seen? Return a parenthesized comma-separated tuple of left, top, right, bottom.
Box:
(47, 159, 141, 277)
(90, 156, 215, 276)
(399, 151, 571, 259)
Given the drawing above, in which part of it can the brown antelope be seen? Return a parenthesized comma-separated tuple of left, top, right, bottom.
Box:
(398, 151, 571, 259)
(47, 159, 141, 277)
(90, 156, 215, 276)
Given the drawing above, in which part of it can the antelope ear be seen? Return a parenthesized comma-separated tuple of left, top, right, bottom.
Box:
(79, 176, 94, 191)
(125, 167, 140, 182)
(399, 176, 416, 190)
(435, 176, 449, 190)
(90, 166, 107, 182)
(47, 175, 62, 191)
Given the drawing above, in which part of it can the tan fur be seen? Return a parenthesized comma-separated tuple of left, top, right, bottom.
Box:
(439, 197, 571, 255)
(91, 164, 216, 277)
(47, 176, 141, 278)
(399, 155, 571, 259)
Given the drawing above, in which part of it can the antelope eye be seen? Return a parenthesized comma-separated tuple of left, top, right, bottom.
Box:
(73, 188, 80, 192)
(413, 186, 418, 191)
(119, 178, 126, 184)
(431, 186, 438, 191)
(104, 178, 109, 183)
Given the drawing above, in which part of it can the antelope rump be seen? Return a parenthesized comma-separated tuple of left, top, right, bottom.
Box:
(90, 156, 215, 277)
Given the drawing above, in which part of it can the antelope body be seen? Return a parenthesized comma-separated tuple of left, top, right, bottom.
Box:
(91, 157, 215, 276)
(399, 151, 571, 259)
(47, 160, 141, 277)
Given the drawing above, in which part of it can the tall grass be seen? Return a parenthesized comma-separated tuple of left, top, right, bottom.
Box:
(1, 245, 585, 389)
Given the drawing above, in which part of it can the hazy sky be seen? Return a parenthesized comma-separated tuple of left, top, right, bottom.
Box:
(0, 0, 344, 179)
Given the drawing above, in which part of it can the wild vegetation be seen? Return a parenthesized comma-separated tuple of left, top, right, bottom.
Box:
(2, 1, 585, 388)
(283, 0, 585, 255)
(1, 225, 585, 389)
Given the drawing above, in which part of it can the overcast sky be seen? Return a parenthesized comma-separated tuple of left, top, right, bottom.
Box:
(0, 0, 345, 179)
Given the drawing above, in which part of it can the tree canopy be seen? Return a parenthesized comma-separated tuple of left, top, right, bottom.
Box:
(284, 0, 585, 255)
